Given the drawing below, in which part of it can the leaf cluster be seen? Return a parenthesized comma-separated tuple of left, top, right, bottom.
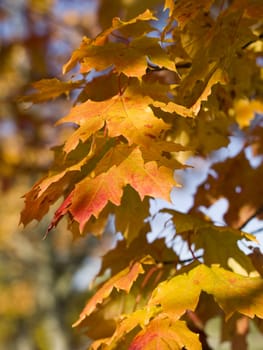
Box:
(20, 0, 263, 348)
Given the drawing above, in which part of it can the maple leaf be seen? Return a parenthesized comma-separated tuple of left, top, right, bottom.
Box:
(76, 71, 121, 102)
(232, 98, 263, 128)
(199, 265, 263, 320)
(150, 264, 263, 321)
(20, 156, 87, 226)
(191, 151, 263, 228)
(57, 88, 170, 150)
(105, 95, 169, 147)
(65, 36, 175, 79)
(114, 186, 150, 244)
(18, 1, 263, 348)
(89, 307, 158, 350)
(59, 146, 175, 232)
(129, 317, 201, 350)
(20, 78, 83, 103)
(194, 225, 257, 273)
(79, 41, 148, 77)
(164, 209, 257, 273)
(73, 256, 154, 327)
(63, 10, 157, 74)
(70, 166, 124, 232)
(99, 9, 157, 44)
(149, 266, 201, 319)
(172, 0, 213, 28)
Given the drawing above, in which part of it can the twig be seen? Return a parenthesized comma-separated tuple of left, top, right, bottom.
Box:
(249, 227, 263, 235)
(160, 254, 203, 265)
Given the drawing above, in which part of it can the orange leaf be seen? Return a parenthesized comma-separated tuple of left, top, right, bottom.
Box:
(63, 10, 157, 73)
(70, 166, 124, 232)
(73, 258, 153, 327)
(69, 146, 175, 231)
(57, 92, 169, 148)
(129, 318, 201, 350)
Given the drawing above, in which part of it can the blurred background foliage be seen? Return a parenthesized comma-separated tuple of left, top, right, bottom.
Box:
(0, 0, 120, 349)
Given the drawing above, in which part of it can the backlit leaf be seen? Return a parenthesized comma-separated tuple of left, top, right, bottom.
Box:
(149, 268, 201, 319)
(197, 265, 263, 320)
(19, 2, 263, 348)
(63, 10, 157, 74)
(150, 264, 263, 320)
(20, 155, 87, 226)
(165, 209, 257, 272)
(68, 146, 175, 231)
(57, 89, 170, 149)
(129, 317, 201, 350)
(20, 78, 83, 103)
(73, 257, 154, 327)
(70, 166, 124, 232)
(173, 0, 213, 28)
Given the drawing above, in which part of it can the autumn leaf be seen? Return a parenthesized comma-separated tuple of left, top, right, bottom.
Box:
(149, 266, 201, 319)
(198, 265, 263, 320)
(57, 88, 170, 149)
(98, 9, 157, 45)
(79, 41, 148, 77)
(64, 32, 175, 78)
(232, 98, 263, 128)
(191, 151, 263, 228)
(73, 257, 154, 327)
(64, 146, 175, 232)
(18, 1, 263, 348)
(150, 264, 263, 320)
(172, 0, 213, 28)
(101, 230, 178, 275)
(63, 10, 157, 74)
(194, 225, 257, 273)
(70, 166, 124, 232)
(114, 186, 150, 244)
(129, 317, 201, 350)
(164, 209, 257, 272)
(89, 307, 158, 350)
(20, 156, 87, 226)
(20, 78, 83, 103)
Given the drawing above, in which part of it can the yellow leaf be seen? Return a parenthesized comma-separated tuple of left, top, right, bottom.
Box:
(19, 78, 83, 103)
(231, 99, 263, 128)
(129, 317, 201, 350)
(150, 264, 263, 321)
(149, 270, 201, 319)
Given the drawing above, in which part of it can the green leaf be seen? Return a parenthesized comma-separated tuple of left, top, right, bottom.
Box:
(165, 209, 257, 272)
